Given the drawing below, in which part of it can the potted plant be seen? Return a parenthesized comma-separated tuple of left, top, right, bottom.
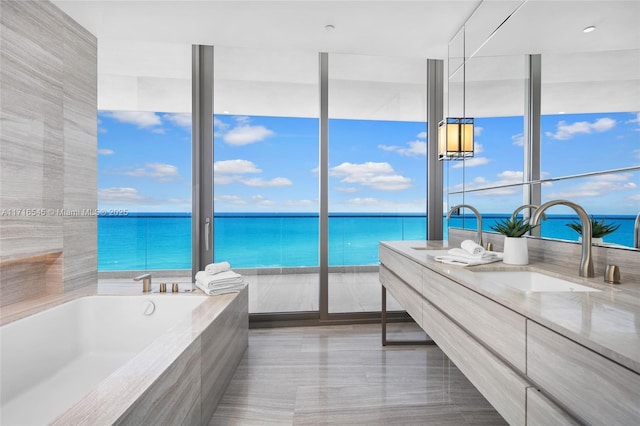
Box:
(566, 217, 620, 244)
(490, 217, 539, 265)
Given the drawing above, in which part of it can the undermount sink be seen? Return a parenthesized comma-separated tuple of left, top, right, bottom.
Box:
(474, 270, 601, 293)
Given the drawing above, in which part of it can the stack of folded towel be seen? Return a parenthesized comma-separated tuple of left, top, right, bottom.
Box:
(434, 240, 503, 266)
(195, 261, 246, 295)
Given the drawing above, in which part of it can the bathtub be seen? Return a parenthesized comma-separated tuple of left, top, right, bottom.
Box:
(1, 294, 208, 425)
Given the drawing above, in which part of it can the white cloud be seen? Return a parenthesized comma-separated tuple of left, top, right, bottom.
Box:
(334, 186, 359, 193)
(474, 126, 483, 137)
(215, 195, 247, 205)
(240, 177, 292, 187)
(634, 149, 640, 160)
(545, 117, 616, 140)
(346, 197, 380, 205)
(284, 199, 315, 207)
(164, 113, 192, 129)
(416, 131, 427, 139)
(98, 149, 114, 155)
(98, 187, 146, 203)
(449, 170, 524, 196)
(251, 194, 275, 207)
(546, 173, 637, 199)
(223, 125, 274, 146)
(625, 112, 640, 132)
(214, 159, 261, 174)
(512, 133, 524, 146)
(378, 140, 426, 157)
(330, 161, 413, 191)
(105, 111, 162, 129)
(628, 193, 640, 201)
(451, 156, 490, 169)
(625, 112, 640, 125)
(214, 117, 230, 131)
(125, 163, 180, 182)
(213, 159, 290, 187)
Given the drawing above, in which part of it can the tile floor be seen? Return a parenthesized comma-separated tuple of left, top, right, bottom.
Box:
(210, 322, 507, 425)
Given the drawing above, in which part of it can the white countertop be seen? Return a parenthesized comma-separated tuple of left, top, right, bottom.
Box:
(380, 240, 640, 374)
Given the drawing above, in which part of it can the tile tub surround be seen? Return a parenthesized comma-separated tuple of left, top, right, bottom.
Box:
(0, 0, 97, 303)
(0, 285, 248, 425)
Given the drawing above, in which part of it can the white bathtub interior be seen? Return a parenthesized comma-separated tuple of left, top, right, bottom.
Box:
(0, 295, 207, 425)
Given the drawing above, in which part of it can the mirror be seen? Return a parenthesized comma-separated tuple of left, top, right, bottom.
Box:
(446, 0, 640, 250)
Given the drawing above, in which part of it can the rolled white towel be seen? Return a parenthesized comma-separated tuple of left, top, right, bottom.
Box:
(195, 270, 244, 288)
(204, 261, 231, 275)
(460, 240, 485, 256)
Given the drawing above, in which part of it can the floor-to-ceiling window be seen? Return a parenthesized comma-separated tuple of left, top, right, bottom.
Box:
(328, 53, 427, 313)
(97, 41, 192, 273)
(213, 46, 319, 314)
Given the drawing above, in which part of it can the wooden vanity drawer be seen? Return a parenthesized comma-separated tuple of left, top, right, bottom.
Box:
(527, 320, 640, 425)
(526, 387, 580, 426)
(422, 298, 527, 425)
(379, 264, 421, 323)
(379, 245, 422, 294)
(421, 267, 527, 372)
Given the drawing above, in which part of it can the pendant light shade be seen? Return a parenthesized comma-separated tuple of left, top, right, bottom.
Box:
(438, 117, 474, 160)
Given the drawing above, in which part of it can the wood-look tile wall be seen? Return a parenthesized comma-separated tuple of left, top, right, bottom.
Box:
(0, 0, 97, 305)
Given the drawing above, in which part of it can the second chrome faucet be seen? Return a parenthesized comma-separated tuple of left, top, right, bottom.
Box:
(530, 200, 594, 278)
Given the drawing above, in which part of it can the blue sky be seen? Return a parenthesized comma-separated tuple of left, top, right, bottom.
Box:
(98, 110, 639, 214)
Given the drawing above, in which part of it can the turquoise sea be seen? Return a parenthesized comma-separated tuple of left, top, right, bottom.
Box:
(97, 213, 637, 271)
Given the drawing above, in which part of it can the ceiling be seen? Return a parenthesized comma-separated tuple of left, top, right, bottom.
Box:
(52, 0, 640, 118)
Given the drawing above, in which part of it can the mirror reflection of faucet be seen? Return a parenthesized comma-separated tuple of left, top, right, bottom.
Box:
(512, 204, 547, 221)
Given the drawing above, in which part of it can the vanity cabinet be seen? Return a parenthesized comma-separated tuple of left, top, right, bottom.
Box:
(379, 247, 422, 294)
(421, 297, 528, 425)
(379, 265, 422, 324)
(420, 267, 527, 372)
(527, 320, 640, 425)
(380, 242, 640, 425)
(525, 388, 580, 426)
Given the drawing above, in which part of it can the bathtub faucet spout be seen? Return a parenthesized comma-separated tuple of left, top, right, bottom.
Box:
(134, 273, 152, 293)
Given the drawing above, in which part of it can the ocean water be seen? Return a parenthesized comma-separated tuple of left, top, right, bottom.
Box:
(97, 213, 637, 271)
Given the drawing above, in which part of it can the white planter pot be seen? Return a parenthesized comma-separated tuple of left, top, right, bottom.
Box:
(503, 237, 529, 265)
(578, 236, 604, 245)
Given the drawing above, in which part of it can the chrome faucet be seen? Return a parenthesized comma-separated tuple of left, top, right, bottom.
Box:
(134, 273, 152, 292)
(511, 204, 547, 221)
(634, 212, 640, 249)
(530, 200, 594, 278)
(447, 204, 483, 247)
